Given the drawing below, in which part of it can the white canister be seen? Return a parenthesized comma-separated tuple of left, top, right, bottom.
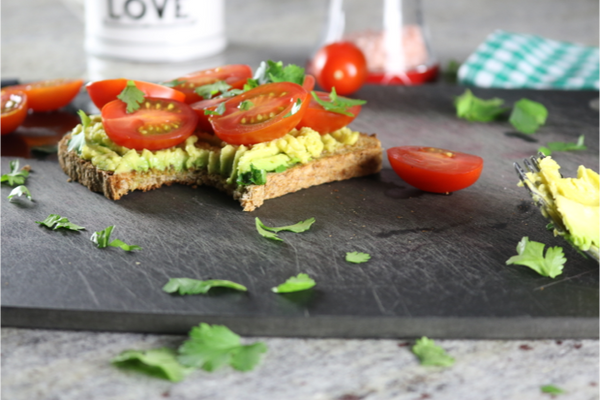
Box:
(84, 0, 227, 63)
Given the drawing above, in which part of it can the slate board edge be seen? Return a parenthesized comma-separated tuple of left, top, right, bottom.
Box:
(2, 306, 598, 339)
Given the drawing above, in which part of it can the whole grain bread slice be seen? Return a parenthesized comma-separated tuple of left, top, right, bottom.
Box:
(57, 132, 382, 211)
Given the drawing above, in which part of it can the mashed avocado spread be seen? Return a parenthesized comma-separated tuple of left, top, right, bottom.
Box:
(68, 115, 360, 186)
(523, 156, 599, 252)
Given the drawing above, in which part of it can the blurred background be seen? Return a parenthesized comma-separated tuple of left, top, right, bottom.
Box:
(2, 0, 599, 82)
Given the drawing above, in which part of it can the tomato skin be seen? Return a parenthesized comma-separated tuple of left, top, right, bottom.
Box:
(296, 91, 362, 134)
(169, 64, 253, 104)
(190, 97, 229, 133)
(311, 42, 367, 95)
(210, 82, 310, 145)
(101, 97, 198, 151)
(387, 146, 484, 193)
(1, 91, 28, 135)
(302, 74, 316, 91)
(6, 79, 82, 112)
(87, 79, 185, 111)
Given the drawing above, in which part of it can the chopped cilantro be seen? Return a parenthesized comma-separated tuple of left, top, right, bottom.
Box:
(454, 89, 508, 122)
(311, 88, 366, 116)
(68, 110, 90, 154)
(412, 337, 455, 367)
(195, 80, 232, 100)
(162, 79, 186, 88)
(509, 98, 548, 134)
(345, 251, 371, 264)
(238, 100, 254, 111)
(271, 273, 316, 293)
(178, 323, 267, 372)
(218, 88, 244, 98)
(1, 160, 30, 186)
(540, 385, 565, 395)
(91, 225, 141, 251)
(252, 60, 306, 86)
(163, 278, 247, 295)
(117, 80, 145, 113)
(539, 135, 586, 156)
(506, 237, 566, 278)
(204, 102, 226, 116)
(284, 98, 303, 118)
(112, 348, 194, 382)
(7, 185, 32, 202)
(255, 218, 282, 241)
(255, 217, 315, 241)
(36, 214, 84, 231)
(237, 164, 267, 186)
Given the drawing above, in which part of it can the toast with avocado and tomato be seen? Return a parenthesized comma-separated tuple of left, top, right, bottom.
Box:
(58, 62, 382, 211)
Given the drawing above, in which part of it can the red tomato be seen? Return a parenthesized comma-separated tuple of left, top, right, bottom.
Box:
(6, 79, 82, 112)
(87, 79, 185, 111)
(168, 64, 253, 104)
(302, 74, 316, 91)
(210, 82, 310, 145)
(1, 91, 28, 135)
(296, 91, 362, 134)
(387, 146, 484, 193)
(311, 42, 367, 95)
(101, 97, 198, 151)
(190, 97, 229, 133)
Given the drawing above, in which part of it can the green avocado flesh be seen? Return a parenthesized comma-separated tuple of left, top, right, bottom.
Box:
(524, 156, 599, 252)
(69, 115, 360, 186)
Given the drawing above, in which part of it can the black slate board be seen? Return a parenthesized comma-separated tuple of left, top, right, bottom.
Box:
(2, 85, 598, 339)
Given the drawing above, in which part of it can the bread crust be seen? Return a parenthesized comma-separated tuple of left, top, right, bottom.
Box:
(57, 133, 382, 211)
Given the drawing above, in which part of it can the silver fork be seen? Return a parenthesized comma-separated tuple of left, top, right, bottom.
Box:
(514, 153, 600, 263)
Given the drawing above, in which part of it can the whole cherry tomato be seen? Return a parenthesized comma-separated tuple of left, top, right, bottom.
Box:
(311, 42, 367, 95)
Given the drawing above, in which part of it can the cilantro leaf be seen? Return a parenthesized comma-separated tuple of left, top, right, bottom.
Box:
(311, 88, 366, 116)
(506, 237, 566, 278)
(345, 251, 371, 264)
(259, 217, 316, 233)
(162, 278, 247, 295)
(454, 89, 508, 122)
(284, 98, 303, 118)
(195, 80, 232, 100)
(253, 60, 306, 86)
(177, 323, 267, 372)
(36, 214, 84, 231)
(238, 100, 254, 111)
(162, 79, 186, 88)
(237, 164, 267, 186)
(204, 101, 226, 116)
(7, 185, 32, 202)
(255, 218, 282, 241)
(509, 98, 548, 134)
(112, 347, 194, 382)
(271, 273, 316, 293)
(540, 385, 565, 395)
(538, 135, 586, 156)
(117, 80, 145, 113)
(412, 337, 455, 367)
(1, 160, 30, 186)
(91, 225, 141, 251)
(68, 110, 90, 154)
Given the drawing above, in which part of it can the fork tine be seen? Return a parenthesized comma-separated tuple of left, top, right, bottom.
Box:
(523, 158, 536, 173)
(513, 162, 528, 182)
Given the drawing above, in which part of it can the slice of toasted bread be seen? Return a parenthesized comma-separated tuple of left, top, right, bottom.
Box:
(57, 133, 382, 211)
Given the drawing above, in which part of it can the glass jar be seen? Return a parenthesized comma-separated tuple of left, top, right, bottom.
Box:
(316, 0, 438, 85)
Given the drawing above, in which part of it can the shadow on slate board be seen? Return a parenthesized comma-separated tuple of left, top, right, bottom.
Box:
(1, 85, 598, 339)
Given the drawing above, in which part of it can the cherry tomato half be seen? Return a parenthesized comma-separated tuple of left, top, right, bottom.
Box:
(296, 91, 362, 134)
(311, 42, 367, 96)
(190, 97, 229, 133)
(168, 64, 253, 104)
(6, 79, 82, 112)
(87, 79, 185, 111)
(387, 146, 484, 193)
(1, 91, 28, 135)
(210, 82, 310, 145)
(101, 97, 198, 151)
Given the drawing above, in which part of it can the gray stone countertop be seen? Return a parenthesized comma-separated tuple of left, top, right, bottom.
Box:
(1, 1, 599, 399)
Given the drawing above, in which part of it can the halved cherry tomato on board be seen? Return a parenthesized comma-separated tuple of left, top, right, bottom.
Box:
(167, 64, 253, 104)
(101, 97, 198, 151)
(296, 91, 362, 134)
(6, 79, 82, 112)
(311, 42, 367, 96)
(210, 82, 310, 145)
(387, 146, 483, 193)
(1, 91, 28, 135)
(87, 79, 185, 111)
(190, 97, 229, 133)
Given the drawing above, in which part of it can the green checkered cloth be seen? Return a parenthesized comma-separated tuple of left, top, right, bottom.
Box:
(458, 30, 599, 90)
